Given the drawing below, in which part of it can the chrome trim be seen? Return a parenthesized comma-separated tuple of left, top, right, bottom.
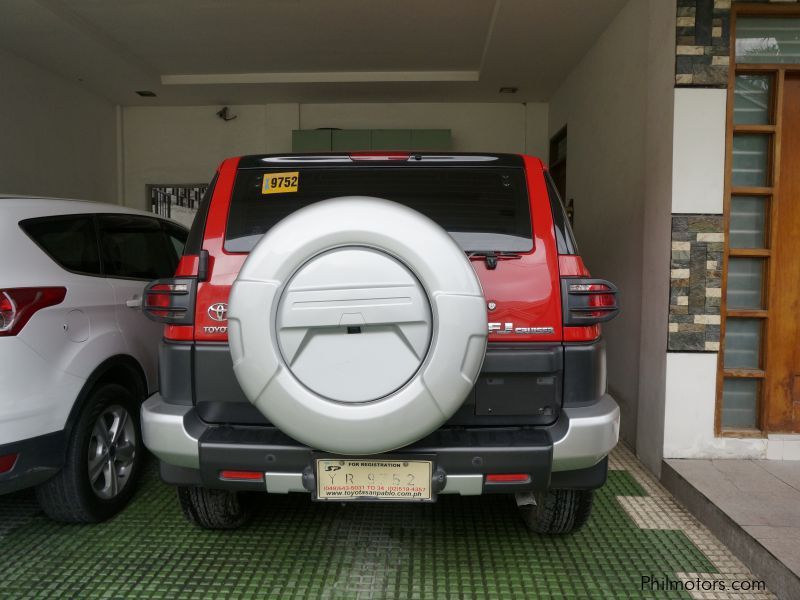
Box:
(258, 154, 500, 164)
(260, 155, 352, 163)
(441, 474, 483, 495)
(141, 395, 199, 469)
(264, 472, 484, 495)
(265, 472, 306, 494)
(552, 394, 620, 472)
(414, 155, 498, 163)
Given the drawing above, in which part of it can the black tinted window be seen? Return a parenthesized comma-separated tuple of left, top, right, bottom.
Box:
(544, 171, 578, 255)
(20, 215, 102, 276)
(225, 167, 532, 253)
(184, 174, 216, 256)
(163, 222, 188, 266)
(98, 215, 176, 280)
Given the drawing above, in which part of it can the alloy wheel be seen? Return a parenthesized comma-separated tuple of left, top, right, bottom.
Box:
(87, 404, 136, 500)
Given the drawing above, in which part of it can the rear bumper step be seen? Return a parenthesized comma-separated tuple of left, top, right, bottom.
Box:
(142, 394, 620, 495)
(198, 425, 553, 494)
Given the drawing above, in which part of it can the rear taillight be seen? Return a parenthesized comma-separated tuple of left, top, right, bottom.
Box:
(143, 278, 196, 324)
(0, 287, 66, 337)
(145, 254, 206, 341)
(561, 278, 619, 325)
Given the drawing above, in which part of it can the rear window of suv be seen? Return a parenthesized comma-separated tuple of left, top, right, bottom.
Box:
(224, 167, 532, 253)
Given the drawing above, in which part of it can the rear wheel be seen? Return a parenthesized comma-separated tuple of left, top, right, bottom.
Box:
(177, 486, 253, 530)
(36, 383, 142, 523)
(518, 489, 594, 534)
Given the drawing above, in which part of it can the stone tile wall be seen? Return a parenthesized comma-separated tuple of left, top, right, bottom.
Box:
(675, 0, 800, 87)
(668, 216, 724, 351)
(675, 0, 731, 86)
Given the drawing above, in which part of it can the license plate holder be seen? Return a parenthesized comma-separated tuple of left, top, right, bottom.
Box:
(314, 457, 434, 502)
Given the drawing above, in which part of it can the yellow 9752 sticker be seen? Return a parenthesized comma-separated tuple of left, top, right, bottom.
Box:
(262, 171, 299, 195)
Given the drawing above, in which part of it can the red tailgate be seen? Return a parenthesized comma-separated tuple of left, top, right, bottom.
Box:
(475, 156, 562, 343)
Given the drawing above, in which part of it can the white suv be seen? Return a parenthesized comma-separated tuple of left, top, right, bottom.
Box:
(0, 197, 187, 522)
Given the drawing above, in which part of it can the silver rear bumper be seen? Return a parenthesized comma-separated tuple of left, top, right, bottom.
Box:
(141, 396, 200, 469)
(552, 394, 620, 472)
(142, 393, 620, 488)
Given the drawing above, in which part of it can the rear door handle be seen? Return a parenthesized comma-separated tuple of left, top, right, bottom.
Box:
(126, 297, 142, 309)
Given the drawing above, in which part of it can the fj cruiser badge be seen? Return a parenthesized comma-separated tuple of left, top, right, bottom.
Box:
(207, 303, 228, 322)
(488, 322, 554, 335)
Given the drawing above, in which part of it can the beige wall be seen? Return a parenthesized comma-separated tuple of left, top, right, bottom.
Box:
(122, 105, 270, 209)
(636, 0, 676, 475)
(548, 0, 675, 473)
(298, 103, 549, 157)
(0, 47, 117, 203)
(121, 102, 549, 210)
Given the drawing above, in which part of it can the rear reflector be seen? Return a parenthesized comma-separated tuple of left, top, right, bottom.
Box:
(0, 287, 66, 337)
(164, 325, 194, 341)
(486, 473, 530, 483)
(0, 453, 18, 474)
(563, 325, 601, 342)
(219, 470, 264, 481)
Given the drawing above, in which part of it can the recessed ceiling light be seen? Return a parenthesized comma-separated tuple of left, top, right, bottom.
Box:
(499, 87, 518, 94)
(135, 90, 157, 97)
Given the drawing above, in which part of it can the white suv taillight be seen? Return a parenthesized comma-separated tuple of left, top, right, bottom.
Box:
(0, 287, 67, 337)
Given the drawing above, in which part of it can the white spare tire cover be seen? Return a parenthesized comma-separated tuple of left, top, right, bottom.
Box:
(228, 196, 487, 454)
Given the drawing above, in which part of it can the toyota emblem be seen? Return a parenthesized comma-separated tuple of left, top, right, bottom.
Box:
(207, 303, 228, 322)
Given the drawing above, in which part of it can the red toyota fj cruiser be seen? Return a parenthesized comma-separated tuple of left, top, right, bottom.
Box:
(141, 152, 620, 533)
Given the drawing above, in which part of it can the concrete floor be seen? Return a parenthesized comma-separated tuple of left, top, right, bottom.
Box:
(0, 445, 776, 599)
(664, 457, 800, 599)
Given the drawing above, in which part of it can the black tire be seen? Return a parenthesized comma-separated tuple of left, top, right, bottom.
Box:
(519, 489, 594, 534)
(177, 486, 253, 530)
(35, 383, 143, 523)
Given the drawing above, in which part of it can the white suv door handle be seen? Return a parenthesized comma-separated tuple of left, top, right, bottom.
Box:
(126, 297, 142, 309)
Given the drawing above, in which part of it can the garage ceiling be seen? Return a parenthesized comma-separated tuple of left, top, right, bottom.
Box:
(0, 0, 627, 105)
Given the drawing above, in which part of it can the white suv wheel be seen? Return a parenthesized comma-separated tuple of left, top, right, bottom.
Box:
(228, 196, 487, 454)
